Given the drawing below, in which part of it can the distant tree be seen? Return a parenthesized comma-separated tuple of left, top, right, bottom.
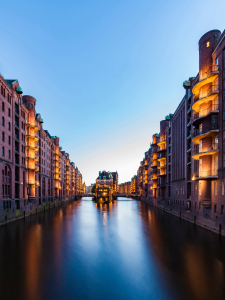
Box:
(91, 184, 96, 193)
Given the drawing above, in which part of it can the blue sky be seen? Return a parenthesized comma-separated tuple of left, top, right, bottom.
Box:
(0, 0, 225, 185)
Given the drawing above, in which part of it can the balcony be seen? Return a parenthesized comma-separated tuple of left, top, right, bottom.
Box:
(158, 163, 166, 169)
(157, 139, 166, 146)
(192, 143, 219, 160)
(26, 144, 39, 151)
(192, 124, 219, 144)
(157, 146, 166, 152)
(158, 172, 166, 176)
(192, 65, 219, 96)
(26, 133, 39, 141)
(192, 169, 218, 180)
(26, 164, 35, 170)
(157, 155, 166, 161)
(192, 85, 219, 113)
(151, 140, 157, 146)
(192, 104, 219, 125)
(26, 123, 39, 131)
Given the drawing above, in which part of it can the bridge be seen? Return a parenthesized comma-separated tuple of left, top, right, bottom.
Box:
(80, 193, 140, 199)
(83, 193, 95, 197)
(115, 193, 140, 199)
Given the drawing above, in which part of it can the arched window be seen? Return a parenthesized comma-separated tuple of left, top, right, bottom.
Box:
(2, 165, 11, 199)
(2, 117, 4, 126)
(2, 102, 4, 112)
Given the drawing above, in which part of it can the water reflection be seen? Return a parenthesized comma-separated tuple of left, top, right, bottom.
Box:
(0, 197, 224, 300)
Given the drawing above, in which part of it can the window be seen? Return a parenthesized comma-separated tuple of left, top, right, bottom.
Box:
(30, 104, 33, 109)
(195, 184, 198, 195)
(222, 181, 224, 196)
(214, 205, 217, 213)
(7, 94, 11, 104)
(206, 41, 210, 47)
(214, 181, 217, 196)
(8, 136, 11, 145)
(199, 140, 202, 152)
(224, 91, 225, 101)
(8, 150, 10, 159)
(8, 108, 10, 117)
(2, 147, 4, 156)
(215, 58, 219, 65)
(8, 122, 10, 131)
(223, 131, 225, 141)
(2, 102, 4, 112)
(2, 132, 4, 142)
(2, 117, 4, 126)
(2, 165, 11, 199)
(224, 111, 225, 121)
(199, 182, 201, 195)
(223, 49, 225, 59)
(222, 206, 224, 214)
(223, 71, 225, 80)
(223, 154, 225, 168)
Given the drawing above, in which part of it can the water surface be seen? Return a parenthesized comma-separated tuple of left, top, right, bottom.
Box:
(0, 197, 224, 300)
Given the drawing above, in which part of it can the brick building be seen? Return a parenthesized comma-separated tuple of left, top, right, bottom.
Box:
(136, 29, 225, 235)
(0, 73, 83, 222)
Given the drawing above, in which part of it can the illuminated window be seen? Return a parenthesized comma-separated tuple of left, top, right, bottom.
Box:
(222, 181, 224, 196)
(206, 41, 210, 47)
(214, 181, 217, 196)
(195, 184, 198, 195)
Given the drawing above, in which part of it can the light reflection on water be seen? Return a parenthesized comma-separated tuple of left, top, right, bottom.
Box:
(0, 197, 224, 300)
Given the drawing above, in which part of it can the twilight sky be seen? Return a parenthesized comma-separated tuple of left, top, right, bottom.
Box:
(0, 0, 225, 185)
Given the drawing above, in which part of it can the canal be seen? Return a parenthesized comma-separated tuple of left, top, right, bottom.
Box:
(0, 197, 224, 300)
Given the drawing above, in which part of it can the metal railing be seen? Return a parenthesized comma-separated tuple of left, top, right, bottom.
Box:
(193, 142, 218, 155)
(193, 104, 219, 120)
(193, 169, 218, 178)
(194, 85, 219, 103)
(199, 65, 219, 81)
(193, 124, 219, 137)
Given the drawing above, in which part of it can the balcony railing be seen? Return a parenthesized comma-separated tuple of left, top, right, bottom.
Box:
(193, 124, 219, 138)
(193, 142, 218, 155)
(193, 104, 219, 120)
(194, 85, 219, 103)
(199, 65, 219, 81)
(193, 169, 218, 178)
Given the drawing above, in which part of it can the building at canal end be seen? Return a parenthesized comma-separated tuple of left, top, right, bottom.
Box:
(0, 73, 83, 222)
(136, 29, 225, 236)
(96, 171, 114, 200)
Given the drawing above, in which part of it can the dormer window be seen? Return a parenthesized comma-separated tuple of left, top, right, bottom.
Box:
(206, 41, 210, 47)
